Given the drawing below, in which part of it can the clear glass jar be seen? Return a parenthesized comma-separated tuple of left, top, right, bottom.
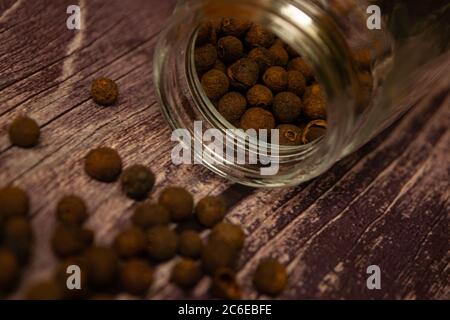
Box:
(153, 0, 450, 187)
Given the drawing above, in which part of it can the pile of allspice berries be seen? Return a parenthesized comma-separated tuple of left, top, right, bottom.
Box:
(196, 17, 327, 145)
(1, 76, 288, 299)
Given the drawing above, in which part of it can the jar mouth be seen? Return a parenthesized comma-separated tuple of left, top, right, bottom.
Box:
(154, 0, 358, 187)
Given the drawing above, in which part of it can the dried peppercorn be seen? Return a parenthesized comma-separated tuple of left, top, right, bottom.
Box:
(178, 230, 203, 259)
(25, 280, 63, 300)
(132, 202, 170, 229)
(240, 107, 275, 132)
(84, 246, 119, 289)
(287, 57, 315, 81)
(195, 196, 226, 228)
(221, 17, 252, 38)
(0, 249, 19, 293)
(276, 124, 303, 146)
(218, 36, 244, 63)
(84, 147, 122, 183)
(8, 116, 40, 148)
(208, 223, 245, 252)
(201, 69, 230, 100)
(217, 92, 247, 126)
(247, 47, 275, 73)
(269, 44, 289, 67)
(51, 224, 93, 258)
(56, 195, 88, 226)
(0, 186, 29, 219)
(272, 92, 302, 123)
(91, 78, 119, 106)
(252, 258, 288, 296)
(113, 227, 147, 258)
(3, 216, 33, 264)
(211, 268, 242, 300)
(119, 259, 153, 296)
(54, 256, 90, 299)
(171, 258, 203, 289)
(147, 225, 178, 261)
(245, 24, 275, 48)
(246, 85, 273, 109)
(195, 44, 218, 74)
(227, 58, 259, 91)
(263, 66, 288, 92)
(287, 70, 306, 96)
(120, 165, 155, 201)
(303, 83, 327, 119)
(4, 237, 31, 266)
(302, 120, 327, 144)
(201, 240, 238, 274)
(158, 187, 194, 222)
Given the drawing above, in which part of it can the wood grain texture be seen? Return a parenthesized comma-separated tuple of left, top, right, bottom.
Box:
(0, 0, 448, 300)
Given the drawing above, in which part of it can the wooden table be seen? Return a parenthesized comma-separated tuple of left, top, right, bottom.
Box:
(0, 0, 448, 300)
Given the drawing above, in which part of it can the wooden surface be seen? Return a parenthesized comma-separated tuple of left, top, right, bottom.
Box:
(0, 0, 449, 300)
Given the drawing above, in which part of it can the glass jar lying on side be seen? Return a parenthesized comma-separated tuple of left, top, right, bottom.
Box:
(153, 0, 450, 187)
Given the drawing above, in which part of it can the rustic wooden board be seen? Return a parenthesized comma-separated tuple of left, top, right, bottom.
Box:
(0, 0, 448, 300)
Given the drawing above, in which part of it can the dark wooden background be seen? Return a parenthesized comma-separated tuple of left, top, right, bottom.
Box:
(0, 0, 448, 300)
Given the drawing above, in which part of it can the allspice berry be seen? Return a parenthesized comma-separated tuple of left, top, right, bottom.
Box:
(201, 241, 238, 274)
(196, 21, 213, 46)
(84, 246, 119, 289)
(218, 36, 244, 63)
(227, 58, 259, 91)
(0, 249, 19, 293)
(113, 227, 147, 258)
(276, 124, 303, 146)
(158, 187, 194, 222)
(132, 202, 170, 229)
(302, 119, 327, 144)
(3, 217, 32, 264)
(213, 60, 227, 73)
(56, 195, 88, 226)
(120, 259, 153, 296)
(208, 223, 245, 252)
(91, 78, 119, 106)
(269, 44, 289, 67)
(248, 47, 275, 73)
(240, 107, 275, 132)
(263, 66, 288, 92)
(147, 225, 178, 261)
(195, 44, 218, 73)
(287, 57, 315, 81)
(84, 147, 122, 183)
(217, 92, 247, 125)
(25, 280, 63, 300)
(246, 85, 273, 109)
(211, 268, 242, 300)
(195, 196, 226, 228)
(178, 230, 203, 259)
(272, 92, 302, 123)
(287, 70, 306, 96)
(253, 258, 288, 296)
(120, 165, 155, 201)
(8, 116, 40, 148)
(171, 258, 203, 289)
(221, 17, 252, 38)
(245, 24, 275, 48)
(303, 83, 327, 119)
(0, 186, 29, 219)
(51, 224, 93, 258)
(201, 69, 230, 100)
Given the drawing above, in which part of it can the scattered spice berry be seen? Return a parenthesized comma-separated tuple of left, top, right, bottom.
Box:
(178, 230, 203, 259)
(302, 119, 327, 144)
(221, 17, 252, 38)
(201, 69, 230, 100)
(158, 187, 194, 222)
(303, 83, 327, 119)
(0, 186, 29, 219)
(253, 258, 288, 296)
(245, 24, 275, 48)
(84, 147, 122, 183)
(0, 249, 19, 293)
(120, 165, 155, 201)
(201, 240, 238, 274)
(272, 92, 302, 123)
(269, 44, 289, 67)
(147, 225, 178, 261)
(195, 196, 226, 228)
(113, 227, 147, 258)
(3, 217, 32, 264)
(208, 222, 245, 252)
(218, 36, 244, 63)
(287, 57, 315, 81)
(91, 78, 119, 106)
(171, 258, 203, 289)
(211, 268, 242, 300)
(247, 47, 275, 73)
(56, 195, 88, 226)
(25, 280, 63, 300)
(240, 107, 275, 132)
(8, 116, 40, 148)
(119, 259, 153, 296)
(195, 44, 218, 74)
(263, 66, 288, 92)
(217, 92, 247, 125)
(246, 84, 273, 109)
(84, 246, 119, 290)
(132, 202, 170, 229)
(276, 124, 303, 146)
(287, 70, 306, 96)
(227, 58, 259, 91)
(51, 224, 93, 258)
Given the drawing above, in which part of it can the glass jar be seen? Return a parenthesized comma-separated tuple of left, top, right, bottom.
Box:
(153, 0, 449, 187)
